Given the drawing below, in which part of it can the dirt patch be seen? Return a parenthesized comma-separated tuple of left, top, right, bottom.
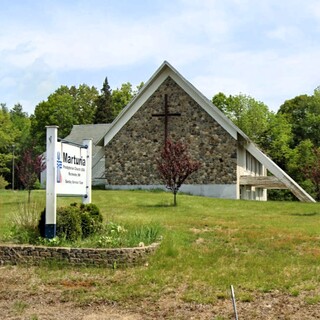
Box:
(1, 266, 320, 319)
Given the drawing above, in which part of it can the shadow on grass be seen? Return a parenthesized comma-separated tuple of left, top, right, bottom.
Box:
(290, 212, 320, 217)
(139, 203, 175, 208)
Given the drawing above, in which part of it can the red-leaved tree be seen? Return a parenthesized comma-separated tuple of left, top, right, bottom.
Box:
(157, 139, 201, 206)
(17, 147, 46, 203)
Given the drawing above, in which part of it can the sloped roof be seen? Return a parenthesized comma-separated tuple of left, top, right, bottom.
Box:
(99, 61, 316, 202)
(98, 61, 249, 146)
(65, 124, 111, 155)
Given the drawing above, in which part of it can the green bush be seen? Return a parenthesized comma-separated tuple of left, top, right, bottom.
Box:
(56, 206, 82, 242)
(33, 179, 42, 190)
(0, 175, 9, 189)
(8, 225, 39, 244)
(38, 203, 103, 241)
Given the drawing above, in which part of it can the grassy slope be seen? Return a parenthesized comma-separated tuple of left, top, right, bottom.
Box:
(0, 189, 320, 304)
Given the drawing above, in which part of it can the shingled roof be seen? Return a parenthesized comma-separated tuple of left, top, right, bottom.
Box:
(64, 124, 111, 182)
(64, 124, 111, 155)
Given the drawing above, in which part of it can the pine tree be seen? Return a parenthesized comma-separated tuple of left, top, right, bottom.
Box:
(94, 77, 113, 123)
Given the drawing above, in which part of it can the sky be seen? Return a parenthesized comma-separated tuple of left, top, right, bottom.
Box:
(1, 0, 320, 115)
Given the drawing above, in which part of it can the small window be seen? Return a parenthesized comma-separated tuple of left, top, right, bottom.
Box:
(246, 151, 263, 176)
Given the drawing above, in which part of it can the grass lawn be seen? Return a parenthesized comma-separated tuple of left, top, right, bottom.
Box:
(1, 189, 320, 306)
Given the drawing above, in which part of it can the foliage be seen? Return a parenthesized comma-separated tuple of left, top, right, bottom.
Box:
(69, 84, 99, 124)
(38, 203, 103, 241)
(9, 103, 31, 148)
(0, 175, 9, 189)
(110, 81, 144, 119)
(94, 79, 144, 124)
(95, 222, 128, 247)
(0, 106, 17, 174)
(212, 92, 272, 143)
(16, 146, 45, 203)
(258, 113, 293, 169)
(94, 77, 113, 123)
(128, 224, 162, 246)
(2, 191, 160, 248)
(30, 84, 99, 152)
(303, 147, 320, 200)
(212, 89, 320, 200)
(111, 82, 134, 117)
(6, 200, 44, 244)
(78, 203, 103, 238)
(287, 140, 315, 183)
(56, 205, 83, 241)
(157, 139, 200, 206)
(278, 93, 320, 147)
(94, 222, 161, 248)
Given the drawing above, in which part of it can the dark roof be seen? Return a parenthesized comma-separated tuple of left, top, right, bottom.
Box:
(65, 124, 111, 143)
(64, 124, 111, 155)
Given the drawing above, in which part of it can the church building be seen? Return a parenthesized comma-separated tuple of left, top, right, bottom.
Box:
(97, 61, 315, 202)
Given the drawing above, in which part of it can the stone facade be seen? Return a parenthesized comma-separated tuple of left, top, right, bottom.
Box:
(105, 76, 237, 186)
(0, 243, 159, 268)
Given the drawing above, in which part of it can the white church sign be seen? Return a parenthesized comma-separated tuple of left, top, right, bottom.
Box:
(45, 126, 92, 239)
(56, 142, 88, 195)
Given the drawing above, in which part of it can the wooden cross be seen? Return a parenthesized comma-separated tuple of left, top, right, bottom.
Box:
(152, 94, 181, 143)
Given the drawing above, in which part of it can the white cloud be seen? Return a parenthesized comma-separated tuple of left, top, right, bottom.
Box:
(1, 0, 320, 114)
(192, 47, 320, 111)
(266, 26, 303, 42)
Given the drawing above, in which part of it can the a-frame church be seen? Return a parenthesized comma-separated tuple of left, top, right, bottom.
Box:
(94, 61, 314, 202)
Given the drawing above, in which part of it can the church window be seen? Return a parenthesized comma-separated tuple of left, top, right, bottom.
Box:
(245, 151, 263, 176)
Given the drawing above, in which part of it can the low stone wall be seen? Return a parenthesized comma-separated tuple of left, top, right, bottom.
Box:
(0, 243, 159, 268)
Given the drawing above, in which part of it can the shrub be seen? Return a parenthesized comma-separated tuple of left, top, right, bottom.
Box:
(0, 175, 9, 189)
(76, 203, 103, 238)
(56, 206, 82, 242)
(38, 203, 103, 241)
(8, 201, 44, 244)
(8, 225, 39, 244)
(33, 179, 42, 190)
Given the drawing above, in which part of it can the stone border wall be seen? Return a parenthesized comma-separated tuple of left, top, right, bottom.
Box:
(0, 243, 159, 268)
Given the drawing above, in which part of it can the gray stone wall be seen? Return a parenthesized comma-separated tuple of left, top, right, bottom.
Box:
(0, 243, 159, 268)
(105, 76, 237, 186)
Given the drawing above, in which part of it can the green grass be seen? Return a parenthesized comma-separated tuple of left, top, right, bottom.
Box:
(1, 189, 320, 304)
(12, 300, 28, 314)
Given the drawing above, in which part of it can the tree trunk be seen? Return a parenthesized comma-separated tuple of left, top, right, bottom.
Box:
(28, 189, 31, 204)
(173, 192, 177, 206)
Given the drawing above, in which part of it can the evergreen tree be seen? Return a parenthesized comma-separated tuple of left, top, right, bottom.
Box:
(94, 77, 113, 123)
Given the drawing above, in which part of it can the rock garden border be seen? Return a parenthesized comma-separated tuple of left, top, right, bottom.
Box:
(0, 242, 160, 268)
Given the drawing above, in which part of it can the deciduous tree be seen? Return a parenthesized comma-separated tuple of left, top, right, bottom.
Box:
(303, 147, 320, 200)
(0, 105, 17, 175)
(212, 93, 272, 144)
(30, 84, 98, 152)
(111, 82, 134, 117)
(278, 93, 320, 147)
(16, 146, 45, 203)
(157, 139, 200, 206)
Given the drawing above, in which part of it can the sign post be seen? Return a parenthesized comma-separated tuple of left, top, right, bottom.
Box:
(82, 139, 92, 204)
(45, 126, 58, 238)
(45, 126, 92, 239)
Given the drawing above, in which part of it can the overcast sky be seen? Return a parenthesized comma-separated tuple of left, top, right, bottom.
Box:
(1, 0, 320, 115)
